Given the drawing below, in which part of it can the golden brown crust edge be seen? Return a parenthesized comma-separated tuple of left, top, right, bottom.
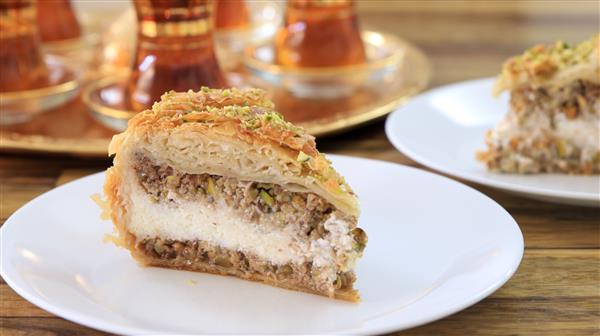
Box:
(103, 166, 132, 249)
(137, 254, 360, 302)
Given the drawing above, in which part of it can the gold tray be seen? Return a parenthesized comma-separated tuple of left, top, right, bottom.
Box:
(0, 40, 430, 157)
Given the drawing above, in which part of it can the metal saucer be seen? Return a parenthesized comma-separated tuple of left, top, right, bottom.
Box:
(81, 75, 134, 132)
(243, 30, 413, 100)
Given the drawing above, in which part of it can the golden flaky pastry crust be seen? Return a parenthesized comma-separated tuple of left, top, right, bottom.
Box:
(493, 34, 600, 95)
(108, 87, 359, 217)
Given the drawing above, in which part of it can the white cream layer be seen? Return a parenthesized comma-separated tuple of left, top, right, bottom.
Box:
(554, 114, 600, 159)
(125, 185, 354, 267)
(493, 104, 599, 160)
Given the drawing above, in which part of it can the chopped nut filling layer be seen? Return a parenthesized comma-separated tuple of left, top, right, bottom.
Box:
(509, 80, 599, 123)
(133, 154, 358, 240)
(138, 237, 357, 294)
(479, 79, 600, 174)
(131, 154, 366, 295)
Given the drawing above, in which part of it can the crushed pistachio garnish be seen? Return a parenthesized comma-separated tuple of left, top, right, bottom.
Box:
(259, 189, 275, 207)
(297, 151, 311, 162)
(555, 140, 568, 157)
(207, 177, 217, 196)
(333, 274, 343, 289)
(352, 228, 368, 252)
(325, 178, 343, 194)
(503, 35, 598, 80)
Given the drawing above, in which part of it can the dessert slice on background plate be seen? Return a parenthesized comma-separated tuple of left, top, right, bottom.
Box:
(478, 35, 599, 174)
(103, 87, 367, 301)
(385, 36, 599, 205)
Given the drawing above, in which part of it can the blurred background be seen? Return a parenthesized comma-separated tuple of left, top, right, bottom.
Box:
(0, 0, 597, 157)
(73, 0, 598, 85)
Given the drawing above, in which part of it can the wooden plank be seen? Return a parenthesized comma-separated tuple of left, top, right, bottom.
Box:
(54, 169, 99, 187)
(1, 297, 598, 336)
(492, 250, 600, 298)
(0, 185, 52, 223)
(0, 286, 52, 318)
(0, 156, 108, 175)
(0, 317, 109, 336)
(399, 297, 600, 336)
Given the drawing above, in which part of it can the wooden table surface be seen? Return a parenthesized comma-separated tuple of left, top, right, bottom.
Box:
(1, 1, 599, 335)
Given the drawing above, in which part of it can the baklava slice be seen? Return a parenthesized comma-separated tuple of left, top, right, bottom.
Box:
(103, 88, 366, 301)
(478, 35, 600, 174)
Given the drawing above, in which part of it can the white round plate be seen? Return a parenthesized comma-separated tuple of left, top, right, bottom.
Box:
(1, 155, 523, 334)
(385, 78, 600, 207)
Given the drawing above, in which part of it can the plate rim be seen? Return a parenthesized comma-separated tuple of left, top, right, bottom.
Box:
(385, 77, 600, 203)
(0, 154, 524, 335)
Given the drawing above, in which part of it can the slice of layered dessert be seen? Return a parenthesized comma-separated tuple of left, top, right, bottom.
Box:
(103, 88, 367, 301)
(478, 35, 599, 174)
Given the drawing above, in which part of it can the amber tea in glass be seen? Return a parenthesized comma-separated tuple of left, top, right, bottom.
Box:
(275, 0, 366, 68)
(214, 0, 249, 31)
(36, 0, 81, 42)
(128, 0, 226, 112)
(0, 0, 49, 92)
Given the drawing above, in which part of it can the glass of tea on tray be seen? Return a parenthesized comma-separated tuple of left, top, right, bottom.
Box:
(83, 0, 228, 130)
(36, 0, 81, 42)
(244, 0, 407, 99)
(0, 0, 80, 125)
(128, 0, 226, 111)
(0, 0, 49, 92)
(275, 0, 366, 68)
(213, 0, 282, 72)
(215, 0, 249, 31)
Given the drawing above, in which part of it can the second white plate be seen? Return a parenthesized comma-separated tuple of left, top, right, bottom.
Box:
(385, 78, 600, 206)
(1, 155, 523, 334)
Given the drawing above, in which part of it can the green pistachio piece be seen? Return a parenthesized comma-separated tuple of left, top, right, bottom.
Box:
(279, 265, 293, 275)
(165, 175, 176, 185)
(297, 151, 310, 162)
(214, 256, 232, 268)
(352, 228, 368, 251)
(333, 274, 345, 289)
(556, 140, 568, 157)
(207, 177, 217, 196)
(259, 189, 275, 207)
